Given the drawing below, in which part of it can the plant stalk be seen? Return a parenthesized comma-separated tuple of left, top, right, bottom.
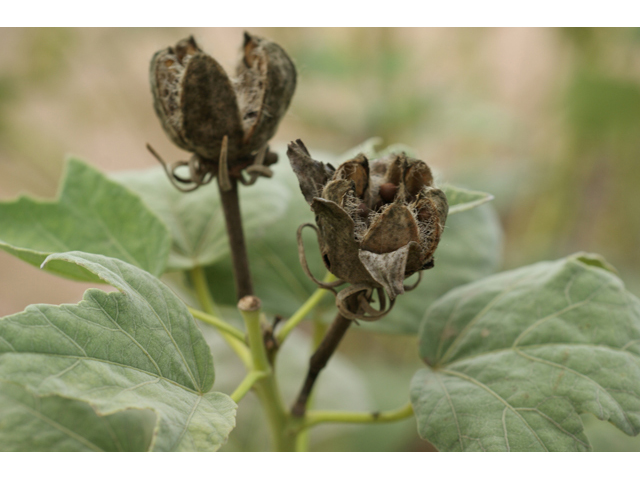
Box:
(189, 267, 251, 368)
(238, 296, 295, 451)
(218, 177, 254, 299)
(276, 272, 335, 345)
(291, 310, 353, 417)
(302, 402, 414, 429)
(230, 370, 268, 403)
(187, 307, 246, 344)
(295, 320, 328, 451)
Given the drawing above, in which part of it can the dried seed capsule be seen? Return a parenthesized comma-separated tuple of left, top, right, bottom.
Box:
(149, 33, 297, 190)
(287, 140, 449, 310)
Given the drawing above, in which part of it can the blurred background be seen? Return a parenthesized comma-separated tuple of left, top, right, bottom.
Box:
(1, 28, 640, 451)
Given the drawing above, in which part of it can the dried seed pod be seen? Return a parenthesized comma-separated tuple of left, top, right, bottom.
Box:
(149, 33, 297, 191)
(287, 140, 448, 319)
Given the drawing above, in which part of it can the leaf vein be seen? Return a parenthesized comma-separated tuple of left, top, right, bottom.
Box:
(439, 368, 549, 451)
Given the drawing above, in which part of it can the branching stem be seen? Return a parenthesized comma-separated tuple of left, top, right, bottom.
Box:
(238, 296, 295, 451)
(189, 266, 251, 369)
(230, 370, 268, 403)
(187, 307, 246, 344)
(276, 271, 335, 345)
(301, 402, 414, 430)
(291, 310, 353, 417)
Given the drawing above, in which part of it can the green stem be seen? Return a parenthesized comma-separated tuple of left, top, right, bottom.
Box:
(190, 266, 219, 315)
(230, 370, 268, 403)
(253, 378, 296, 451)
(302, 402, 414, 430)
(295, 320, 327, 452)
(238, 297, 271, 373)
(187, 307, 246, 344)
(238, 296, 296, 451)
(276, 272, 336, 345)
(189, 267, 252, 369)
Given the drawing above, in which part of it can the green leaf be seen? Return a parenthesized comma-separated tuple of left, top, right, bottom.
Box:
(205, 148, 500, 334)
(442, 184, 494, 214)
(0, 382, 156, 452)
(113, 165, 289, 271)
(411, 254, 640, 451)
(0, 159, 171, 281)
(0, 252, 236, 451)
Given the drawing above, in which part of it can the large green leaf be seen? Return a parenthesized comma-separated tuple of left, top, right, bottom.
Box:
(411, 253, 640, 451)
(0, 252, 236, 451)
(205, 151, 500, 335)
(0, 159, 171, 281)
(113, 165, 289, 271)
(0, 382, 156, 451)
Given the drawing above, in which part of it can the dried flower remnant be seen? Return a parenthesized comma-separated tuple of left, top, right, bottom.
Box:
(287, 140, 448, 320)
(148, 33, 297, 191)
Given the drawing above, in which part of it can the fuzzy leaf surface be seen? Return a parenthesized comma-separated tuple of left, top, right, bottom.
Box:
(411, 254, 640, 451)
(443, 184, 494, 214)
(113, 165, 289, 271)
(0, 382, 157, 451)
(0, 159, 171, 281)
(0, 252, 236, 451)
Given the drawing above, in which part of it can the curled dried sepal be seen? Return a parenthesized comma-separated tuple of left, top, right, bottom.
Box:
(287, 140, 448, 320)
(149, 33, 296, 191)
(287, 140, 335, 204)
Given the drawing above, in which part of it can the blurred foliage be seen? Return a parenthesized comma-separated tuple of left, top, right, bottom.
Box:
(283, 28, 433, 147)
(514, 28, 640, 298)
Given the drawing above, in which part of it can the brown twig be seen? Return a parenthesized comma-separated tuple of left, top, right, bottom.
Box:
(218, 176, 254, 299)
(291, 298, 356, 417)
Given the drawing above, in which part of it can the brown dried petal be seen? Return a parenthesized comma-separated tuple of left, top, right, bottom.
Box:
(405, 241, 428, 276)
(414, 187, 448, 261)
(384, 154, 405, 186)
(150, 37, 244, 160)
(287, 140, 336, 205)
(404, 160, 434, 197)
(174, 36, 200, 63)
(322, 179, 353, 207)
(237, 32, 297, 154)
(360, 202, 420, 255)
(312, 197, 378, 287)
(150, 41, 197, 152)
(334, 154, 370, 199)
(359, 243, 413, 300)
(181, 53, 244, 159)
